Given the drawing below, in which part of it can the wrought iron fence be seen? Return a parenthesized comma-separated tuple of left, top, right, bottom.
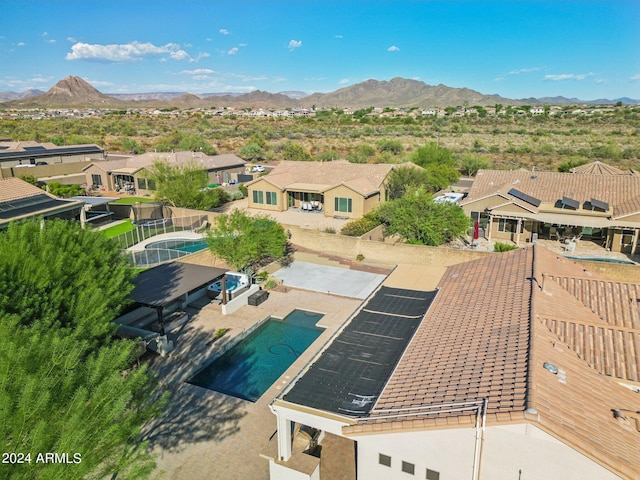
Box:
(112, 215, 208, 250)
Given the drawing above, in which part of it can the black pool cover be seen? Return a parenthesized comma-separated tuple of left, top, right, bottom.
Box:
(283, 287, 437, 417)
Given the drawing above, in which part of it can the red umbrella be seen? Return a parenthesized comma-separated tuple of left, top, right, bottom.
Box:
(473, 220, 479, 241)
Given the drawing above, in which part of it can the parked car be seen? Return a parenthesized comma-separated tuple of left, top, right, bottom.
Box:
(252, 165, 265, 173)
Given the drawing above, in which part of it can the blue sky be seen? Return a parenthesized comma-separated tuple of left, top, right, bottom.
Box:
(1, 0, 639, 100)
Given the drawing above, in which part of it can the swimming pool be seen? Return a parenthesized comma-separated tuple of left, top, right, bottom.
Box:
(145, 238, 209, 253)
(565, 255, 636, 265)
(187, 310, 325, 401)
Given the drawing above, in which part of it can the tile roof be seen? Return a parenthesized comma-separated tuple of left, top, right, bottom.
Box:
(250, 160, 398, 196)
(461, 168, 640, 219)
(366, 248, 533, 420)
(0, 177, 53, 203)
(572, 160, 636, 176)
(85, 152, 245, 173)
(344, 246, 640, 478)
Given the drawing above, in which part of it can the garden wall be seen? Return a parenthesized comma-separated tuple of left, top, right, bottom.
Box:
(287, 225, 491, 267)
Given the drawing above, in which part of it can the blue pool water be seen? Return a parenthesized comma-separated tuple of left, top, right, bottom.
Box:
(188, 310, 325, 401)
(145, 238, 208, 253)
(565, 255, 636, 265)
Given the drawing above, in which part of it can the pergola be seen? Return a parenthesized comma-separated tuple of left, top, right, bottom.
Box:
(132, 262, 227, 335)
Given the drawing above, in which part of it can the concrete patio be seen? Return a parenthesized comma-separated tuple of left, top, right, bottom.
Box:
(145, 286, 366, 480)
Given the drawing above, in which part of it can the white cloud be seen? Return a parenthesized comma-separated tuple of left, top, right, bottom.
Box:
(84, 78, 114, 87)
(288, 39, 302, 50)
(335, 34, 343, 39)
(272, 77, 287, 83)
(65, 41, 193, 62)
(67, 37, 77, 43)
(304, 77, 326, 81)
(228, 47, 238, 55)
(17, 42, 25, 47)
(630, 74, 640, 81)
(387, 45, 400, 52)
(507, 67, 543, 75)
(219, 29, 231, 35)
(42, 32, 48, 37)
(545, 72, 595, 81)
(338, 78, 350, 84)
(180, 69, 215, 75)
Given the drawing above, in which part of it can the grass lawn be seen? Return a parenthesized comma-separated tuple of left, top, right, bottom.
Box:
(109, 197, 155, 205)
(102, 220, 135, 239)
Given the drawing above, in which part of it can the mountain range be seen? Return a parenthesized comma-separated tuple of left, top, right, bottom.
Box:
(1, 76, 636, 109)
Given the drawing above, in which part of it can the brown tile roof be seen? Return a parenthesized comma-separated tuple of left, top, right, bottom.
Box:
(344, 246, 640, 478)
(0, 177, 52, 202)
(250, 160, 397, 196)
(367, 247, 533, 418)
(572, 160, 635, 176)
(85, 152, 245, 173)
(461, 168, 640, 219)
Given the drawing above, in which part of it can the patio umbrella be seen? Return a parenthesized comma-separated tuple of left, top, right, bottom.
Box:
(473, 220, 479, 241)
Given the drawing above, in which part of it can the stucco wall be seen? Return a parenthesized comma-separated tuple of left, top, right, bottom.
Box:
(287, 225, 490, 267)
(247, 179, 285, 212)
(324, 184, 365, 219)
(354, 424, 620, 480)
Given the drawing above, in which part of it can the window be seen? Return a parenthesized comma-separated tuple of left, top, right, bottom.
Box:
(334, 197, 353, 213)
(621, 230, 635, 246)
(497, 218, 524, 234)
(137, 178, 147, 190)
(91, 174, 102, 186)
(379, 454, 391, 467)
(252, 190, 264, 204)
(426, 469, 440, 480)
(402, 461, 415, 475)
(147, 179, 156, 191)
(266, 191, 277, 205)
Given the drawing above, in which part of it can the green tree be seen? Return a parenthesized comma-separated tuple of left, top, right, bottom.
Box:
(207, 210, 288, 270)
(457, 153, 490, 176)
(0, 220, 165, 480)
(346, 144, 376, 163)
(409, 142, 460, 192)
(557, 156, 589, 173)
(385, 165, 430, 200)
(340, 213, 382, 236)
(18, 174, 38, 186)
(238, 142, 268, 163)
(376, 138, 404, 155)
(280, 141, 311, 161)
(144, 160, 229, 210)
(122, 138, 145, 154)
(410, 142, 455, 168)
(43, 182, 82, 198)
(375, 187, 469, 245)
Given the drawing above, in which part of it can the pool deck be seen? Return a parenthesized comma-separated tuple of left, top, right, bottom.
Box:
(145, 288, 365, 480)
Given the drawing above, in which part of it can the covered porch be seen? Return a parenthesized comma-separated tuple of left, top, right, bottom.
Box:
(479, 211, 640, 255)
(286, 183, 327, 212)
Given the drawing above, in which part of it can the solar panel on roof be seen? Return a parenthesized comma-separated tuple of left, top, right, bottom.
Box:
(589, 198, 609, 211)
(23, 146, 46, 151)
(507, 188, 541, 207)
(560, 196, 580, 210)
(283, 287, 438, 417)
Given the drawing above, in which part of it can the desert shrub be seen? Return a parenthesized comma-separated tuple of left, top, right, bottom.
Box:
(494, 242, 518, 252)
(340, 215, 382, 236)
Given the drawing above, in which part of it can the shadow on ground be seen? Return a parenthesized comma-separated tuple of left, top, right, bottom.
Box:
(141, 320, 250, 453)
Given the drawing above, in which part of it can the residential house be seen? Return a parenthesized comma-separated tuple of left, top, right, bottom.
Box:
(246, 160, 409, 219)
(460, 162, 640, 254)
(0, 140, 104, 169)
(268, 245, 640, 479)
(83, 152, 246, 195)
(0, 177, 85, 229)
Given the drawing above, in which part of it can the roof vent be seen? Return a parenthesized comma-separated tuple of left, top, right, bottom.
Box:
(543, 362, 558, 374)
